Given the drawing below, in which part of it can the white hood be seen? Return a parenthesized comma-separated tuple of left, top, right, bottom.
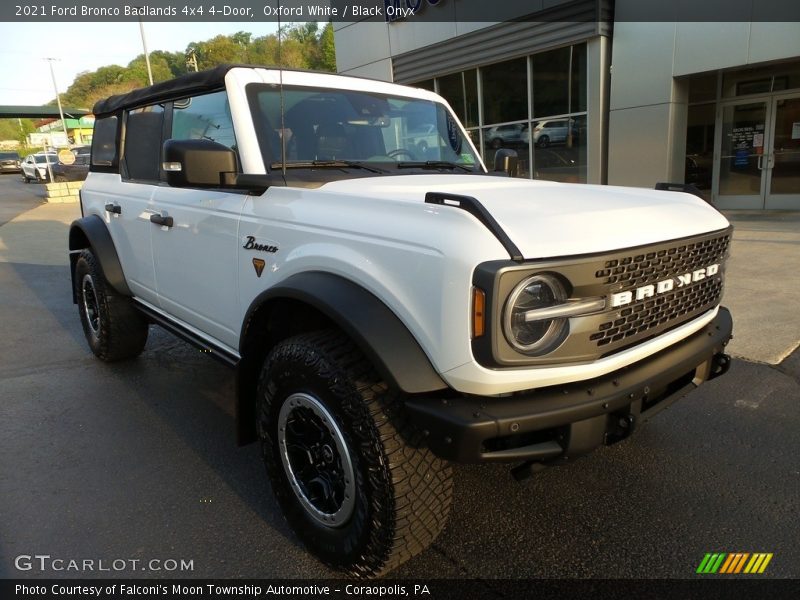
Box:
(320, 175, 730, 259)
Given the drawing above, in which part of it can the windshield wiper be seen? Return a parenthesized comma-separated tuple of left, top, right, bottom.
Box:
(270, 160, 386, 174)
(396, 160, 474, 173)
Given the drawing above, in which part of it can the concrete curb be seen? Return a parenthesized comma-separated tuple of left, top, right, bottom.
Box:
(44, 181, 82, 203)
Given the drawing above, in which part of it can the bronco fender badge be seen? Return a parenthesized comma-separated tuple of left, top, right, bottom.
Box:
(243, 235, 279, 254)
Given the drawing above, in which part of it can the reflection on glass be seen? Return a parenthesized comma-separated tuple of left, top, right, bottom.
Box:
(722, 62, 800, 98)
(532, 47, 570, 118)
(719, 103, 766, 196)
(437, 70, 479, 128)
(770, 97, 800, 195)
(685, 103, 715, 192)
(482, 125, 530, 178)
(481, 58, 527, 124)
(532, 115, 586, 183)
(570, 43, 587, 113)
(688, 73, 717, 104)
(250, 86, 480, 168)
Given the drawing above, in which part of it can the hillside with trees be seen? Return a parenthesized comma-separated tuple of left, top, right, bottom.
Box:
(0, 22, 335, 146)
(59, 22, 335, 109)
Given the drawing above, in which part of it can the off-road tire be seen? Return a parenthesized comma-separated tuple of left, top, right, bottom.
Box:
(256, 330, 453, 578)
(74, 248, 148, 361)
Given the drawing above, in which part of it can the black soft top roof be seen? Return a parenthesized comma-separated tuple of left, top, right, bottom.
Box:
(92, 64, 242, 117)
(91, 64, 390, 117)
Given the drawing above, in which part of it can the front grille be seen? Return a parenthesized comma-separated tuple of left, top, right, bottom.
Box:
(589, 232, 730, 351)
(593, 234, 730, 287)
(473, 227, 732, 368)
(591, 277, 723, 347)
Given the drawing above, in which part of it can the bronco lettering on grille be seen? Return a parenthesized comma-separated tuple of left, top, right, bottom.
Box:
(610, 263, 720, 308)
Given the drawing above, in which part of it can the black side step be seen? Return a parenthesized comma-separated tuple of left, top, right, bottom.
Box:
(134, 301, 239, 368)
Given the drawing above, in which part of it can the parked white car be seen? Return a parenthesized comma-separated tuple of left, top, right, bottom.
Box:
(70, 66, 733, 578)
(526, 119, 579, 147)
(21, 153, 57, 183)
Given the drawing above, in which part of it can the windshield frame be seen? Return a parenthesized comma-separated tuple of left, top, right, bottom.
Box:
(245, 82, 486, 178)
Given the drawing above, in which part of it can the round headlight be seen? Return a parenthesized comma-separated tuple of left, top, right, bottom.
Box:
(503, 274, 568, 354)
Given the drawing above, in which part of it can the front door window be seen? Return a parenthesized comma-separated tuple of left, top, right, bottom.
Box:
(768, 97, 800, 197)
(714, 93, 800, 210)
(718, 102, 767, 199)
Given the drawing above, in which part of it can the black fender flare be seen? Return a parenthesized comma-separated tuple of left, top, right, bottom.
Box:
(68, 215, 131, 299)
(240, 271, 447, 394)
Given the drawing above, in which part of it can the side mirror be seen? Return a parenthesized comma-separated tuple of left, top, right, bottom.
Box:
(655, 182, 706, 201)
(162, 138, 237, 187)
(493, 148, 518, 177)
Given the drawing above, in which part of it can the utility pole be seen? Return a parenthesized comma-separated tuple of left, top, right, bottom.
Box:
(186, 48, 198, 72)
(44, 58, 69, 146)
(138, 18, 154, 85)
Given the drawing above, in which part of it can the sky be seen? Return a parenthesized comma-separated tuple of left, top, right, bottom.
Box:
(0, 22, 280, 106)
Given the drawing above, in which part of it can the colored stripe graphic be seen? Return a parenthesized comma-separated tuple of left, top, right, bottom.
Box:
(720, 554, 736, 573)
(696, 554, 713, 574)
(698, 552, 773, 574)
(698, 553, 727, 574)
(744, 554, 761, 573)
(719, 553, 737, 574)
(734, 553, 750, 573)
(758, 554, 773, 574)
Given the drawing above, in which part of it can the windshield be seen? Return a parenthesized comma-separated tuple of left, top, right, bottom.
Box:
(249, 85, 481, 172)
(34, 155, 56, 164)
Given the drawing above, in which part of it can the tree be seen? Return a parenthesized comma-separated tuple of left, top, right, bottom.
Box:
(125, 54, 173, 84)
(53, 27, 338, 111)
(316, 23, 336, 72)
(0, 118, 35, 144)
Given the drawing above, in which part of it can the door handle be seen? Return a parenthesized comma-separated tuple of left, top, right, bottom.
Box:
(104, 203, 121, 214)
(757, 154, 764, 170)
(149, 213, 174, 228)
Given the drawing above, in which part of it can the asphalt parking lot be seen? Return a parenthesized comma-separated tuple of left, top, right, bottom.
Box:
(0, 174, 798, 580)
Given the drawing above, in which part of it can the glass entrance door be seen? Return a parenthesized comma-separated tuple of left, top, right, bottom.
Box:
(766, 93, 800, 209)
(715, 99, 770, 209)
(714, 93, 800, 209)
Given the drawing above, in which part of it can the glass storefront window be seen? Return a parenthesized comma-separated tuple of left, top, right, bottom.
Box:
(437, 69, 479, 128)
(722, 62, 800, 98)
(532, 47, 570, 118)
(718, 102, 767, 196)
(481, 58, 528, 125)
(688, 74, 717, 104)
(770, 97, 800, 195)
(685, 103, 715, 193)
(570, 43, 587, 113)
(532, 115, 586, 183)
(413, 42, 588, 182)
(482, 123, 530, 178)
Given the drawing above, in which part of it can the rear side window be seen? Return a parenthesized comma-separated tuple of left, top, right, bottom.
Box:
(171, 91, 237, 150)
(123, 105, 165, 182)
(91, 116, 118, 167)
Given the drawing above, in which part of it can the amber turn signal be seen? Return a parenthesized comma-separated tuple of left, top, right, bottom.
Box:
(472, 287, 486, 338)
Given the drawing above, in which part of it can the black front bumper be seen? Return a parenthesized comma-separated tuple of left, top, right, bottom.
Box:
(406, 307, 733, 463)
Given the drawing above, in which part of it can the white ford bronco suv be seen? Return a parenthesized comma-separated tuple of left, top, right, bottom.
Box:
(70, 65, 733, 577)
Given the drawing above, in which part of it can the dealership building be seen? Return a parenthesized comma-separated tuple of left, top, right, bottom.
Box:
(333, 0, 800, 210)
